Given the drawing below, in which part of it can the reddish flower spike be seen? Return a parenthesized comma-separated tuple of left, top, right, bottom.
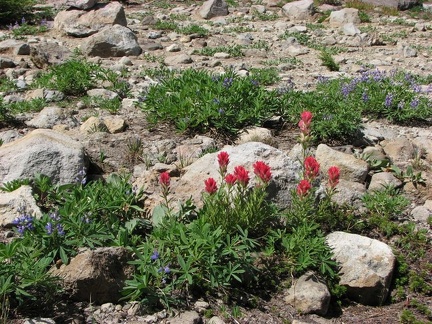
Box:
(204, 177, 218, 194)
(300, 111, 313, 126)
(225, 173, 237, 186)
(217, 151, 230, 173)
(328, 166, 340, 188)
(304, 156, 320, 181)
(253, 161, 272, 183)
(297, 179, 311, 197)
(234, 166, 250, 187)
(159, 172, 170, 187)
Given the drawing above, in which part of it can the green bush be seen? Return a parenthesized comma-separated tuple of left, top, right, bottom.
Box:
(33, 58, 129, 97)
(140, 68, 279, 137)
(123, 217, 258, 309)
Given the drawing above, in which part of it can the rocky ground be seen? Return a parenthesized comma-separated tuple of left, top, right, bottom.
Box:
(1, 0, 432, 323)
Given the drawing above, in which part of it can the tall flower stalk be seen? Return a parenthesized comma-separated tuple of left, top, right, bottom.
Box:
(200, 152, 275, 237)
(159, 171, 173, 216)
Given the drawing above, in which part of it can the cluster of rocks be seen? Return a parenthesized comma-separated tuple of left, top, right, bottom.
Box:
(1, 0, 432, 323)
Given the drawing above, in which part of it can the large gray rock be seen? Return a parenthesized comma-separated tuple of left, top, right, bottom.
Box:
(331, 179, 366, 208)
(82, 24, 142, 57)
(0, 39, 30, 55)
(54, 2, 127, 37)
(326, 232, 396, 306)
(171, 142, 301, 210)
(0, 186, 42, 227)
(0, 129, 87, 185)
(381, 137, 415, 167)
(368, 172, 403, 192)
(198, 0, 229, 19)
(66, 0, 98, 10)
(0, 57, 15, 69)
(50, 247, 133, 304)
(329, 8, 360, 27)
(30, 42, 72, 69)
(357, 0, 419, 10)
(284, 272, 330, 315)
(25, 106, 67, 129)
(282, 0, 315, 21)
(316, 144, 369, 183)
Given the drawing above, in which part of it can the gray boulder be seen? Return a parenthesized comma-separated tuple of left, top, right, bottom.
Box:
(316, 144, 369, 183)
(82, 24, 142, 57)
(0, 129, 87, 185)
(66, 0, 98, 10)
(381, 137, 415, 167)
(30, 42, 72, 69)
(357, 0, 419, 10)
(326, 231, 396, 306)
(50, 247, 133, 304)
(54, 2, 127, 37)
(198, 0, 229, 19)
(284, 271, 330, 315)
(0, 39, 30, 55)
(25, 106, 67, 129)
(282, 0, 315, 21)
(0, 186, 42, 227)
(329, 8, 360, 27)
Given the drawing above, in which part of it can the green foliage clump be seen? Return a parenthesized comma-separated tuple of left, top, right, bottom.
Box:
(0, 240, 61, 317)
(123, 217, 258, 309)
(319, 49, 340, 71)
(192, 45, 244, 57)
(33, 58, 129, 97)
(0, 0, 35, 25)
(140, 68, 278, 137)
(0, 98, 45, 123)
(330, 69, 432, 123)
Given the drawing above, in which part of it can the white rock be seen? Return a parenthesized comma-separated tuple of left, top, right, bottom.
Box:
(282, 0, 315, 21)
(329, 8, 360, 27)
(0, 129, 87, 185)
(0, 186, 42, 226)
(326, 231, 396, 305)
(285, 271, 330, 315)
(316, 144, 369, 182)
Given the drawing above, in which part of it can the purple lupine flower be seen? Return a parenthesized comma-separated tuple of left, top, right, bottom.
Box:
(223, 77, 233, 88)
(341, 84, 351, 97)
(398, 101, 405, 110)
(412, 84, 422, 93)
(45, 222, 53, 235)
(317, 75, 329, 84)
(410, 98, 419, 108)
(50, 211, 61, 222)
(13, 214, 34, 235)
(384, 93, 394, 107)
(151, 250, 159, 261)
(362, 91, 369, 102)
(75, 168, 87, 185)
(56, 224, 65, 236)
(164, 265, 170, 274)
